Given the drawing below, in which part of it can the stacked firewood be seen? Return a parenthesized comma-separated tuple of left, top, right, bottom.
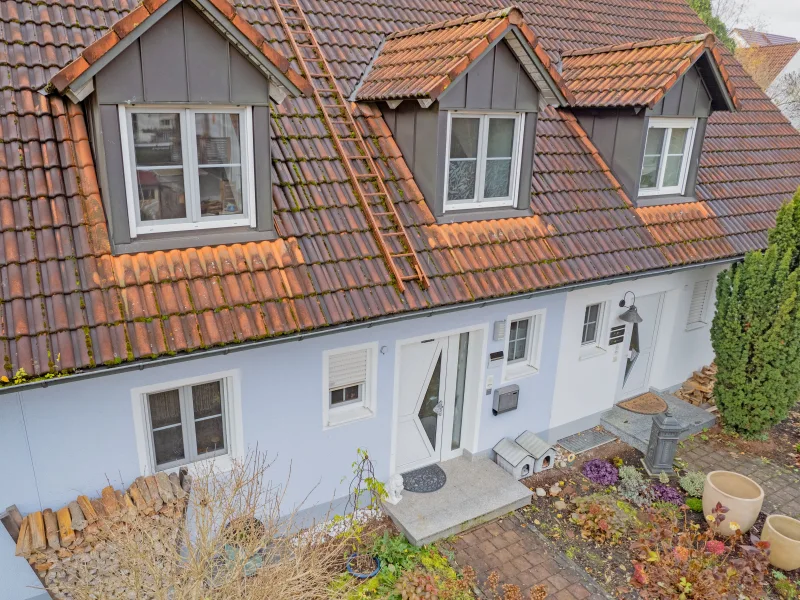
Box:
(8, 471, 190, 599)
(674, 363, 717, 406)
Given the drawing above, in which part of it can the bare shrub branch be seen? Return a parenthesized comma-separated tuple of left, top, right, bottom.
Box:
(58, 452, 367, 600)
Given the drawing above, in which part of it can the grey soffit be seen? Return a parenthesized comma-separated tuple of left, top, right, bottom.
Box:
(503, 30, 567, 107)
(557, 427, 617, 454)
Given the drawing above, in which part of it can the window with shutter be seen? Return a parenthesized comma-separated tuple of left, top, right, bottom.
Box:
(687, 280, 710, 328)
(323, 344, 377, 428)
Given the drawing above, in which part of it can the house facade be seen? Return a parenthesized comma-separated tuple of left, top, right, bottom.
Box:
(1, 0, 800, 597)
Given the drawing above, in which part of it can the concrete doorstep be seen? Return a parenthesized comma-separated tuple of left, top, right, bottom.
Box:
(383, 457, 532, 546)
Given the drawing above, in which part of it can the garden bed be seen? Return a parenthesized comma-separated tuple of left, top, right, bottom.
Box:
(517, 445, 799, 599)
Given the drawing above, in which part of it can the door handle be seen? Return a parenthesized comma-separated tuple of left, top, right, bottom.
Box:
(433, 400, 444, 415)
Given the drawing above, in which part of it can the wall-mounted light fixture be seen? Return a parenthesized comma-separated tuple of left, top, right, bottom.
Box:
(618, 291, 643, 324)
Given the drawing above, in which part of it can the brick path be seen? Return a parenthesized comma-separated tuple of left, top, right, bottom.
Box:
(678, 438, 800, 518)
(449, 512, 610, 600)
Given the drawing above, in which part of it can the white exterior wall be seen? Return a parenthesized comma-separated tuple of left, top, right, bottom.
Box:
(548, 264, 726, 438)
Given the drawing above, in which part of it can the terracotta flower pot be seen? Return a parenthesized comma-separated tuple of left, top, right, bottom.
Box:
(762, 514, 800, 571)
(702, 471, 764, 536)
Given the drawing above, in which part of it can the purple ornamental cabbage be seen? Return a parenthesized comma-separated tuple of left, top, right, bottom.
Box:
(652, 483, 684, 505)
(582, 459, 619, 486)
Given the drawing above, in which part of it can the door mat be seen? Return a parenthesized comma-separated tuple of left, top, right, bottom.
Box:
(401, 464, 447, 493)
(557, 427, 617, 455)
(618, 392, 668, 415)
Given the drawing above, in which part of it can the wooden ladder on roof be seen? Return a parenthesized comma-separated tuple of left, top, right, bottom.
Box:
(272, 0, 429, 293)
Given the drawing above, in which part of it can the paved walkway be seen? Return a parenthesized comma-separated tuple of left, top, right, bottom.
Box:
(449, 512, 610, 600)
(678, 438, 800, 518)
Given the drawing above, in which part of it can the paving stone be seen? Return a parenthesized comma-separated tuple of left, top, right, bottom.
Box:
(678, 438, 800, 518)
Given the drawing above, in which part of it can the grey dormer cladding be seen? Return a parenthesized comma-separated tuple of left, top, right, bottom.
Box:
(574, 65, 713, 206)
(381, 39, 540, 220)
(85, 2, 274, 253)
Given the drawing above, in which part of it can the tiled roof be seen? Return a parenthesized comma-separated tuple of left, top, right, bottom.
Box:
(562, 34, 738, 109)
(732, 28, 797, 48)
(353, 7, 574, 106)
(47, 0, 312, 98)
(0, 0, 799, 379)
(735, 43, 800, 90)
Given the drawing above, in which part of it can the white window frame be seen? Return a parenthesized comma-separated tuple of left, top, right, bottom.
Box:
(686, 279, 712, 330)
(119, 105, 256, 237)
(130, 370, 244, 475)
(579, 301, 608, 360)
(322, 342, 378, 429)
(443, 111, 525, 211)
(638, 117, 697, 197)
(502, 310, 546, 382)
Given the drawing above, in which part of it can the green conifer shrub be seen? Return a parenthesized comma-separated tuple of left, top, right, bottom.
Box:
(711, 189, 800, 437)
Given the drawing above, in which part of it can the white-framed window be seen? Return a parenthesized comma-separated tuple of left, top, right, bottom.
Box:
(686, 279, 711, 329)
(639, 117, 697, 197)
(503, 310, 546, 381)
(581, 302, 604, 346)
(131, 371, 243, 474)
(444, 112, 525, 211)
(119, 105, 256, 237)
(322, 343, 378, 429)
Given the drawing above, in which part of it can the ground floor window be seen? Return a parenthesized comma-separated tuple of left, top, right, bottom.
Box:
(503, 310, 546, 381)
(581, 302, 604, 346)
(132, 372, 241, 473)
(323, 343, 378, 428)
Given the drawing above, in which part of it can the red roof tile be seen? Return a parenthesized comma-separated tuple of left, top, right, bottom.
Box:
(562, 34, 738, 109)
(354, 7, 574, 106)
(0, 0, 798, 379)
(735, 43, 800, 90)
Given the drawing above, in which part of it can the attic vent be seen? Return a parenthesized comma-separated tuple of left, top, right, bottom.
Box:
(687, 280, 710, 327)
(329, 349, 368, 389)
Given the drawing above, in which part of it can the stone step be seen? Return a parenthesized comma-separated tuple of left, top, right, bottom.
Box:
(383, 457, 532, 546)
(600, 392, 717, 454)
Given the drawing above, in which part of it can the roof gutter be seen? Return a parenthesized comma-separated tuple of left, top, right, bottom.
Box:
(0, 257, 739, 396)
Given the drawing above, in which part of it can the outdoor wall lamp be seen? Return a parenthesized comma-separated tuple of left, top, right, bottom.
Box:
(619, 291, 643, 324)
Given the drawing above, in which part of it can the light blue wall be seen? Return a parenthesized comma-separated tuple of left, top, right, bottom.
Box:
(0, 292, 566, 522)
(0, 530, 47, 600)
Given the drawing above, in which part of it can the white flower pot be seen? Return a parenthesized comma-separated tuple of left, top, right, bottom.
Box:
(762, 514, 800, 571)
(702, 471, 764, 536)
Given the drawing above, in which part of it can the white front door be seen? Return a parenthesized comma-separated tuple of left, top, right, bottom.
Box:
(395, 332, 473, 473)
(619, 292, 664, 399)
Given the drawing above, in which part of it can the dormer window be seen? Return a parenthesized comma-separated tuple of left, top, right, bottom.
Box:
(444, 112, 525, 211)
(120, 106, 255, 236)
(638, 118, 697, 197)
(353, 8, 572, 220)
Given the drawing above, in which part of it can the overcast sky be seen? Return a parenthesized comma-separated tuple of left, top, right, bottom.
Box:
(743, 0, 800, 40)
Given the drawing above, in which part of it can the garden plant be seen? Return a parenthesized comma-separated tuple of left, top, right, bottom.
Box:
(711, 189, 800, 437)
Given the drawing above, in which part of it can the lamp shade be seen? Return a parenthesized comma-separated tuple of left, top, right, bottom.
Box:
(619, 305, 643, 324)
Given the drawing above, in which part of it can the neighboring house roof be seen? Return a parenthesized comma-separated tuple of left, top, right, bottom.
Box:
(732, 28, 797, 48)
(47, 0, 312, 102)
(562, 34, 738, 110)
(735, 43, 800, 91)
(0, 0, 799, 379)
(353, 7, 574, 106)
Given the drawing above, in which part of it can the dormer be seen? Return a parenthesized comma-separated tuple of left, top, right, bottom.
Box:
(353, 8, 574, 221)
(47, 0, 310, 253)
(563, 34, 739, 207)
